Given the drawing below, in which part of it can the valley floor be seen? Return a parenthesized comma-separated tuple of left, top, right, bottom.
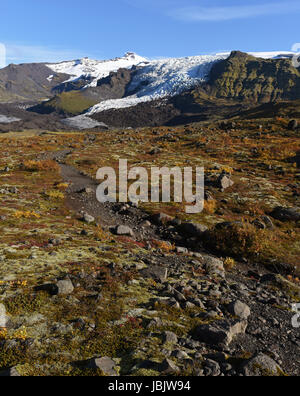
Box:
(0, 118, 299, 376)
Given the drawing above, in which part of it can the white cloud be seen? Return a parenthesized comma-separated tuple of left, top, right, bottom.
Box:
(169, 1, 300, 22)
(4, 43, 89, 65)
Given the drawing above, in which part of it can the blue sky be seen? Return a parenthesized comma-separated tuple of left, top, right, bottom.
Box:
(1, 0, 300, 64)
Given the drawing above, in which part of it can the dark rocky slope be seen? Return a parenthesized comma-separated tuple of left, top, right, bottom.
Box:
(0, 63, 70, 102)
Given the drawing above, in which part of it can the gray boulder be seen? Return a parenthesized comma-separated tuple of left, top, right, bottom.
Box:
(163, 331, 178, 344)
(193, 320, 247, 346)
(82, 212, 95, 224)
(0, 303, 8, 328)
(56, 278, 74, 295)
(86, 356, 119, 376)
(227, 300, 251, 320)
(0, 367, 21, 377)
(217, 174, 234, 190)
(159, 358, 180, 374)
(202, 255, 225, 278)
(115, 225, 134, 237)
(242, 353, 283, 376)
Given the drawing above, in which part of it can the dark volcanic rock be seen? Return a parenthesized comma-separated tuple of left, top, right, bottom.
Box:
(270, 206, 300, 222)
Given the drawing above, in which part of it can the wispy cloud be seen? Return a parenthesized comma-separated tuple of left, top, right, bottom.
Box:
(3, 43, 89, 65)
(169, 1, 300, 22)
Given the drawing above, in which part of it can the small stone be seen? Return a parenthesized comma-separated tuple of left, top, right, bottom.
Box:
(242, 353, 282, 376)
(159, 358, 180, 374)
(56, 278, 74, 295)
(151, 213, 174, 225)
(193, 320, 247, 346)
(202, 255, 225, 278)
(0, 303, 8, 328)
(115, 225, 134, 237)
(176, 246, 188, 254)
(86, 356, 119, 376)
(0, 367, 21, 376)
(82, 213, 95, 223)
(203, 359, 221, 376)
(179, 222, 208, 237)
(227, 300, 251, 320)
(217, 174, 234, 190)
(163, 331, 178, 344)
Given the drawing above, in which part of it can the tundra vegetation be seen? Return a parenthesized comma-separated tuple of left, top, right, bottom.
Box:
(0, 115, 299, 376)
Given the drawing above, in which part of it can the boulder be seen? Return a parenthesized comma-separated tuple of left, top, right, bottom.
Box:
(151, 213, 174, 225)
(56, 278, 74, 295)
(242, 353, 282, 376)
(288, 119, 298, 131)
(86, 356, 119, 376)
(163, 331, 178, 344)
(179, 222, 208, 237)
(270, 206, 300, 222)
(139, 266, 168, 283)
(82, 212, 95, 224)
(193, 320, 247, 346)
(227, 300, 251, 320)
(159, 359, 180, 375)
(115, 225, 134, 237)
(35, 278, 74, 296)
(0, 303, 8, 328)
(217, 174, 234, 190)
(202, 255, 225, 278)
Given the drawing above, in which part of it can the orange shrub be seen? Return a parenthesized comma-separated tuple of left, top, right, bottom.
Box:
(22, 160, 60, 173)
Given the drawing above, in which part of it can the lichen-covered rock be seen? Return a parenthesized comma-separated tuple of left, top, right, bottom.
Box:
(0, 366, 21, 377)
(227, 300, 251, 320)
(193, 320, 248, 346)
(115, 225, 134, 237)
(242, 353, 283, 376)
(85, 356, 119, 376)
(270, 206, 300, 222)
(0, 303, 8, 328)
(159, 358, 180, 374)
(202, 255, 225, 278)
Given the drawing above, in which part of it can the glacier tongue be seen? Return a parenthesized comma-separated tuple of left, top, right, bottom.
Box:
(86, 51, 296, 114)
(48, 50, 296, 115)
(87, 53, 229, 114)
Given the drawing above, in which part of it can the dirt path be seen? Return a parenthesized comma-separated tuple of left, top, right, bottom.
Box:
(60, 162, 158, 239)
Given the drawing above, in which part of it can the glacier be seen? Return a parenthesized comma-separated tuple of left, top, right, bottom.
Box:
(47, 50, 296, 115)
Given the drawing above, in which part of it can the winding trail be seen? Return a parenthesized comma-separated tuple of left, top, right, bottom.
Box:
(40, 149, 169, 243)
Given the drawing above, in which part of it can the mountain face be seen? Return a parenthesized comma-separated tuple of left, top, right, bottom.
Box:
(30, 68, 137, 116)
(0, 63, 70, 102)
(0, 52, 147, 104)
(1, 50, 300, 129)
(87, 51, 300, 127)
(208, 51, 300, 103)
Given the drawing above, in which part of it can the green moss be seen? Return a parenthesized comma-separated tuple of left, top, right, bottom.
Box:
(41, 91, 98, 115)
(4, 291, 49, 315)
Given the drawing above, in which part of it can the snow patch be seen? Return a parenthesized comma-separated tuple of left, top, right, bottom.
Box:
(61, 115, 108, 130)
(47, 52, 148, 87)
(0, 115, 21, 124)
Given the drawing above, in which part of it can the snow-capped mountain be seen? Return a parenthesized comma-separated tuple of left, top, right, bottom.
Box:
(87, 53, 229, 114)
(84, 51, 296, 115)
(46, 52, 148, 87)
